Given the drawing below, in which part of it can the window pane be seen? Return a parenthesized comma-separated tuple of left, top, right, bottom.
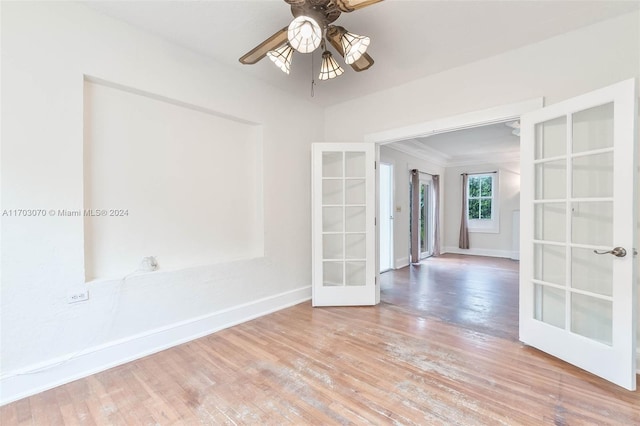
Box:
(322, 179, 342, 205)
(535, 160, 566, 200)
(571, 247, 612, 297)
(345, 152, 365, 177)
(323, 234, 343, 259)
(322, 152, 343, 177)
(345, 233, 366, 259)
(534, 203, 565, 242)
(345, 179, 365, 205)
(572, 152, 613, 199)
(571, 293, 612, 346)
(468, 178, 480, 197)
(535, 116, 566, 160)
(534, 243, 565, 285)
(323, 261, 343, 286)
(480, 199, 492, 219)
(322, 207, 343, 232)
(571, 201, 612, 247)
(572, 102, 613, 154)
(534, 284, 565, 329)
(345, 206, 365, 232)
(468, 199, 480, 219)
(480, 176, 492, 196)
(345, 261, 366, 286)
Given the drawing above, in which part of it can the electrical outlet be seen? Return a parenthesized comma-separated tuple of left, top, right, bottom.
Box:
(67, 289, 89, 304)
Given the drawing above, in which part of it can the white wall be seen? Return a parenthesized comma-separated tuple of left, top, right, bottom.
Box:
(325, 11, 640, 143)
(444, 161, 520, 258)
(1, 2, 323, 404)
(379, 146, 445, 268)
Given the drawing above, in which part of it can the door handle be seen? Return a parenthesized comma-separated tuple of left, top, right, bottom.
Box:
(593, 247, 627, 257)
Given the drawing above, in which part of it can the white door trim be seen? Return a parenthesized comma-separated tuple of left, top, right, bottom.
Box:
(364, 98, 544, 144)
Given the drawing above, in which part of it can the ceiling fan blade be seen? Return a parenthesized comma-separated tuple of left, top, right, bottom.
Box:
(239, 27, 288, 65)
(350, 52, 374, 72)
(326, 25, 374, 72)
(335, 0, 384, 12)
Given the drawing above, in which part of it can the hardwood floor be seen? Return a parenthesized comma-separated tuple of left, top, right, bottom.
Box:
(2, 254, 639, 425)
(380, 254, 520, 342)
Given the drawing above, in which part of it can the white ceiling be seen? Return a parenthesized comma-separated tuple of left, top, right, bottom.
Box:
(386, 122, 521, 166)
(85, 0, 639, 107)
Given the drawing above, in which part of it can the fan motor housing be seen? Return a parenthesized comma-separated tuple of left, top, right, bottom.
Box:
(290, 1, 341, 26)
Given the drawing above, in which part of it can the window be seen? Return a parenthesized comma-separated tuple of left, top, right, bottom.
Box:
(467, 173, 499, 233)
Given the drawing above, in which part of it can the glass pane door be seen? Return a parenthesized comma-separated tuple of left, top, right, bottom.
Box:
(313, 143, 377, 306)
(520, 79, 637, 390)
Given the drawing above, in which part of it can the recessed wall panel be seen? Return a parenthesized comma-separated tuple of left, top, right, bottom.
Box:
(84, 81, 263, 280)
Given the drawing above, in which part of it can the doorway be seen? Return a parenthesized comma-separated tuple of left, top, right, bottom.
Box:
(419, 177, 434, 259)
(410, 175, 434, 261)
(379, 162, 394, 272)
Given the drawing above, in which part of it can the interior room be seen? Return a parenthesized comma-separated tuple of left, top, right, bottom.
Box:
(2, 0, 640, 423)
(381, 121, 522, 267)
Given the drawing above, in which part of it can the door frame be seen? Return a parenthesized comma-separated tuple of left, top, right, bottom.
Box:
(365, 98, 544, 260)
(365, 95, 640, 379)
(365, 99, 544, 145)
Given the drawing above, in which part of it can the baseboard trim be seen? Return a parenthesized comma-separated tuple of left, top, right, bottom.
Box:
(394, 259, 410, 269)
(443, 246, 513, 259)
(0, 286, 311, 406)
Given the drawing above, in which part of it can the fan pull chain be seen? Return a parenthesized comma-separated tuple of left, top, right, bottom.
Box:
(310, 50, 316, 97)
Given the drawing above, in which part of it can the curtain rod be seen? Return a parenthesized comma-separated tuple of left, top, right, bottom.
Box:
(410, 169, 436, 176)
(461, 171, 497, 176)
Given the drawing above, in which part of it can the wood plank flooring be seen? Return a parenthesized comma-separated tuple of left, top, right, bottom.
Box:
(2, 254, 639, 425)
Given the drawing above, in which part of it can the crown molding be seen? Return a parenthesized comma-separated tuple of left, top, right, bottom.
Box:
(446, 150, 521, 167)
(383, 143, 449, 168)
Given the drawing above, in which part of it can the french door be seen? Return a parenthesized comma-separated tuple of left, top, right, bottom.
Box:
(520, 79, 637, 390)
(312, 143, 378, 306)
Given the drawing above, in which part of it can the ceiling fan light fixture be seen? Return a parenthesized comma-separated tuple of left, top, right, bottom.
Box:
(267, 43, 294, 74)
(340, 31, 370, 64)
(287, 16, 322, 53)
(318, 50, 344, 80)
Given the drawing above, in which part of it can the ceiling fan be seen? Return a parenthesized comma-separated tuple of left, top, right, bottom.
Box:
(239, 0, 383, 80)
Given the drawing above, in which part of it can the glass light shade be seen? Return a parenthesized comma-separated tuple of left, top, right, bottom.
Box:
(340, 31, 370, 64)
(267, 43, 294, 74)
(319, 51, 344, 80)
(287, 16, 322, 53)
